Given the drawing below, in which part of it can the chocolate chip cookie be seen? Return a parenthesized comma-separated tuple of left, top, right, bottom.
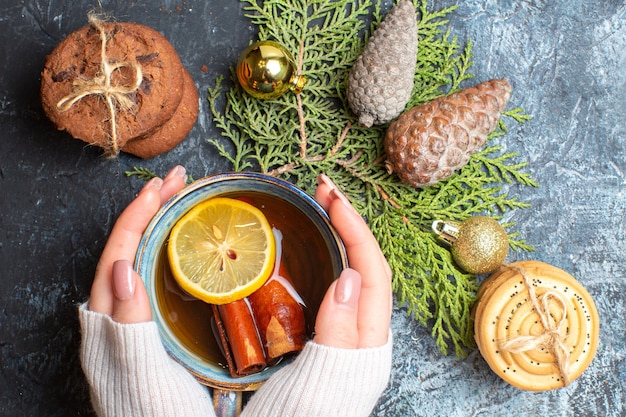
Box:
(41, 19, 185, 154)
(122, 68, 199, 159)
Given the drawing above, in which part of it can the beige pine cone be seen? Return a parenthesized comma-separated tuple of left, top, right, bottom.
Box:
(384, 79, 513, 188)
(346, 0, 418, 128)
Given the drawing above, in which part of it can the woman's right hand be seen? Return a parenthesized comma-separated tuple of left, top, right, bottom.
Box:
(313, 174, 393, 349)
(88, 165, 187, 324)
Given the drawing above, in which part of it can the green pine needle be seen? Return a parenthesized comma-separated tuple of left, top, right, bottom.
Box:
(207, 0, 537, 357)
(125, 166, 157, 180)
(124, 166, 194, 183)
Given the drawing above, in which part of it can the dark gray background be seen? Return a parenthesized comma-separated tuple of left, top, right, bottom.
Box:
(0, 1, 624, 416)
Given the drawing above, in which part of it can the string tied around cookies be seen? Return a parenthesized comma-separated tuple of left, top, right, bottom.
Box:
(56, 13, 143, 157)
(498, 264, 572, 387)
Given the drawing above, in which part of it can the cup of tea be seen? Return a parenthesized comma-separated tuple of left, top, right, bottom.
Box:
(135, 172, 348, 416)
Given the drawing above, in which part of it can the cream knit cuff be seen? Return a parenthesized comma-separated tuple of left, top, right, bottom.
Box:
(242, 335, 393, 417)
(79, 303, 392, 417)
(79, 304, 214, 417)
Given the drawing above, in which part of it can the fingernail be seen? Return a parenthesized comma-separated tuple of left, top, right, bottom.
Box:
(317, 173, 336, 190)
(113, 259, 135, 300)
(334, 269, 360, 308)
(164, 165, 187, 182)
(143, 177, 163, 191)
(330, 188, 361, 217)
(318, 174, 360, 216)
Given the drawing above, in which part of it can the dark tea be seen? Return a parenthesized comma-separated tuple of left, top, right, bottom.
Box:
(155, 191, 338, 371)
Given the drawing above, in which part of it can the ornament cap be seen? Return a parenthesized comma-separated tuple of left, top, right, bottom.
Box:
(432, 219, 460, 245)
(290, 74, 306, 95)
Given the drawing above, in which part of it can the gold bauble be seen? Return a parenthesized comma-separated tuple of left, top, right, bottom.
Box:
(432, 216, 509, 274)
(236, 40, 306, 99)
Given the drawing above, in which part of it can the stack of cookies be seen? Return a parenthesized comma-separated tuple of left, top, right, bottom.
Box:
(41, 16, 198, 159)
(472, 260, 599, 391)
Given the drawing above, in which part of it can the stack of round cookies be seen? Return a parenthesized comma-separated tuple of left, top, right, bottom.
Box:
(472, 260, 599, 391)
(41, 17, 198, 159)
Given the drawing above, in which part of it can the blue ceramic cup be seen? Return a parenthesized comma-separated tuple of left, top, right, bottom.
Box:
(135, 172, 347, 415)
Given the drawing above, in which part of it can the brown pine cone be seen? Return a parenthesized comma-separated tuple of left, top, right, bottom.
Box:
(384, 79, 512, 188)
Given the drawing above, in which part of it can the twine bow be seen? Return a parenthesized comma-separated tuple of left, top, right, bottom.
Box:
(498, 264, 572, 386)
(56, 13, 143, 157)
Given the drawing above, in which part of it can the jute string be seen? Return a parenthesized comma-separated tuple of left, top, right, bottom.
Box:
(498, 264, 572, 386)
(56, 13, 143, 157)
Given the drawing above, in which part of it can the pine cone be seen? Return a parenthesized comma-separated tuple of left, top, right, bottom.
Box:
(346, 0, 418, 128)
(384, 79, 512, 188)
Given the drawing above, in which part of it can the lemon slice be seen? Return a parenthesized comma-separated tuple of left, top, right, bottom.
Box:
(167, 197, 276, 305)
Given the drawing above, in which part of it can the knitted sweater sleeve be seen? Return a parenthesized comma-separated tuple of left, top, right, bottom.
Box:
(79, 303, 392, 417)
(241, 335, 393, 417)
(78, 304, 216, 417)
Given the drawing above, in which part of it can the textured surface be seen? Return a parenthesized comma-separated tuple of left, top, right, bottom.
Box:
(0, 1, 624, 416)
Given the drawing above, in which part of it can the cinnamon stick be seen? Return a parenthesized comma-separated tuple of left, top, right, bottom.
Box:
(211, 230, 307, 375)
(248, 271, 307, 363)
(212, 300, 266, 377)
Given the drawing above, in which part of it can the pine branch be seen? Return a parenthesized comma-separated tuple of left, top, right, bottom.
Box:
(125, 166, 156, 180)
(207, 0, 537, 357)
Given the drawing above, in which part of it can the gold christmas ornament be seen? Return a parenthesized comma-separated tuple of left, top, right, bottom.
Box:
(432, 216, 509, 274)
(236, 40, 306, 99)
(473, 261, 600, 391)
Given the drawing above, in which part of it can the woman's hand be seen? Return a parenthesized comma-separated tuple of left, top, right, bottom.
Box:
(87, 167, 392, 344)
(313, 174, 393, 349)
(88, 166, 187, 324)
